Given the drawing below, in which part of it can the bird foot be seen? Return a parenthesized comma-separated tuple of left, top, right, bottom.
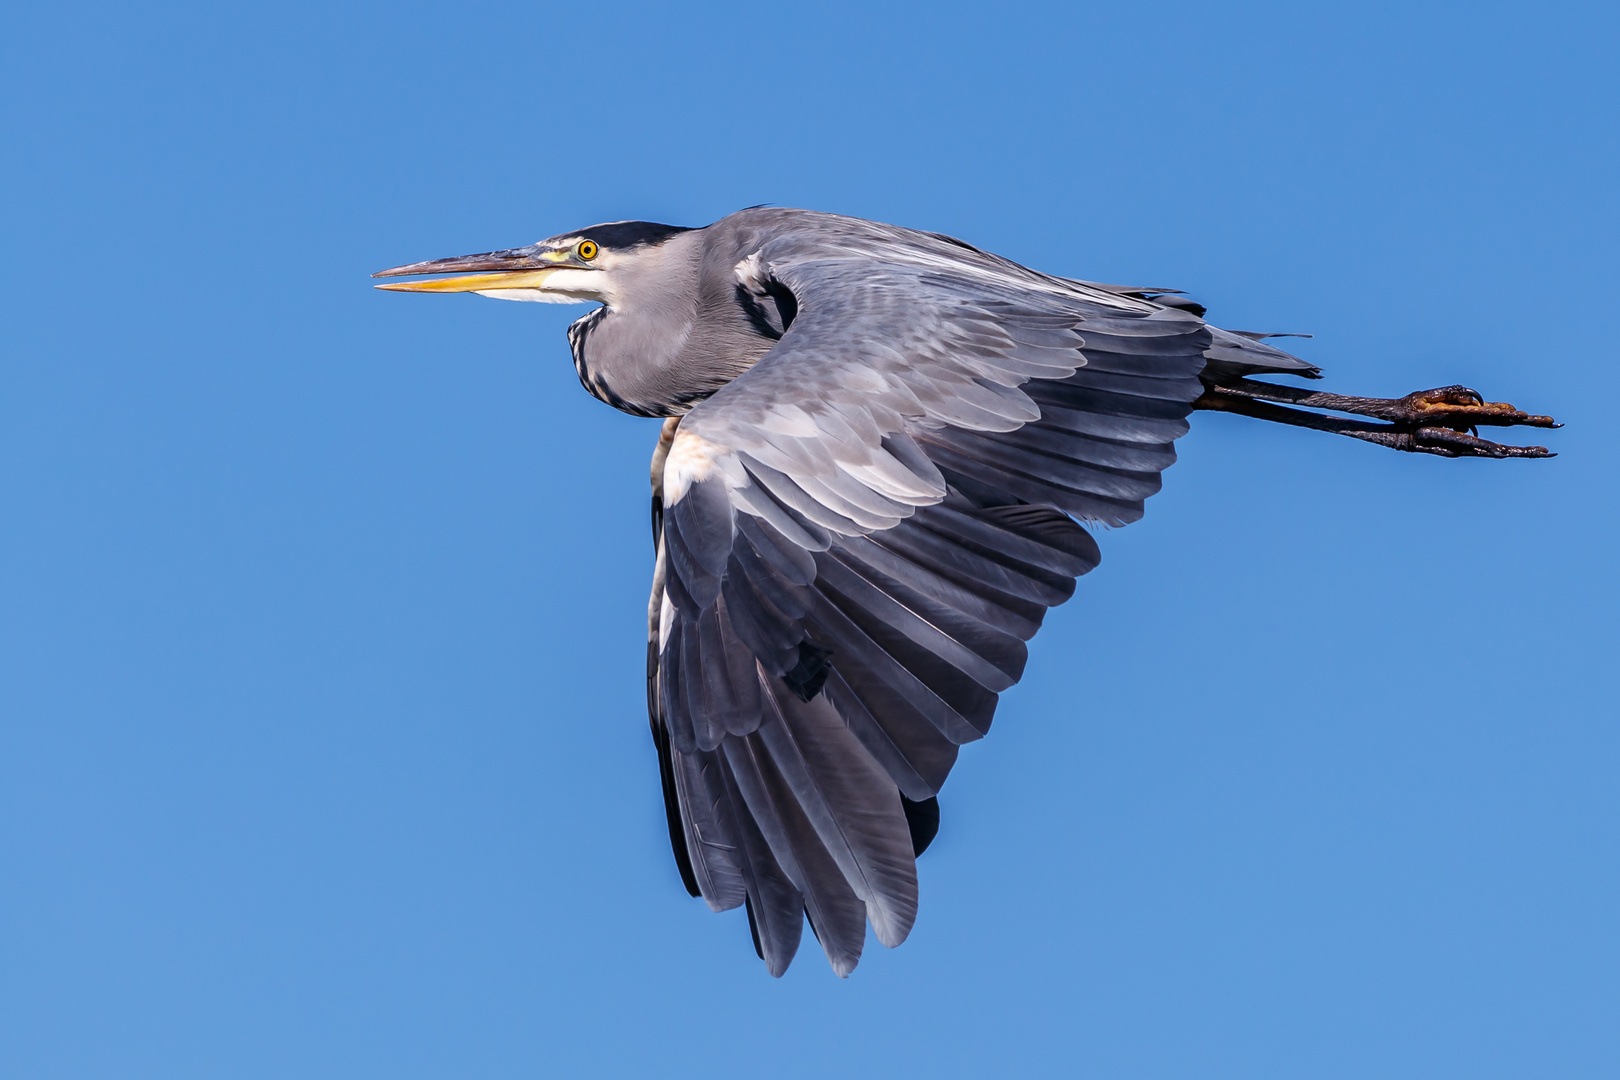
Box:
(1193, 378, 1561, 458)
(1366, 386, 1559, 457)
(1388, 385, 1559, 432)
(1362, 424, 1557, 459)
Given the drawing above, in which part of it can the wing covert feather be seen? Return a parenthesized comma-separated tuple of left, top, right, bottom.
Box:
(645, 211, 1309, 974)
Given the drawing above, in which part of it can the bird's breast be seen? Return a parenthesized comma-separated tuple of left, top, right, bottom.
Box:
(570, 303, 775, 418)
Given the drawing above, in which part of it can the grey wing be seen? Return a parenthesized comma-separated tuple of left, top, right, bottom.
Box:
(647, 224, 1306, 975)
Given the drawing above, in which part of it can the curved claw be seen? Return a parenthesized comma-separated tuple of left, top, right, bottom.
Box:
(1408, 425, 1555, 459)
(1400, 386, 1560, 430)
(1193, 375, 1561, 460)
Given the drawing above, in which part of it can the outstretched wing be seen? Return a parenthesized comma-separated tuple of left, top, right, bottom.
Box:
(645, 218, 1301, 975)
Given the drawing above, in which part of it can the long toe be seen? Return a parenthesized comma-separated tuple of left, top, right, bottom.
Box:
(1410, 426, 1556, 458)
(1399, 387, 1560, 430)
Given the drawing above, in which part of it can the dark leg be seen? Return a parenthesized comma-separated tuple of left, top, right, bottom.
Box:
(1195, 376, 1559, 458)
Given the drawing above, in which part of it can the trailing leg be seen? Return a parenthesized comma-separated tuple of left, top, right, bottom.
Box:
(1194, 376, 1559, 458)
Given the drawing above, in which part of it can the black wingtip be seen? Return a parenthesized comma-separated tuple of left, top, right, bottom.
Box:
(744, 895, 766, 961)
(783, 640, 834, 702)
(1144, 293, 1207, 318)
(647, 667, 702, 899)
(901, 796, 941, 856)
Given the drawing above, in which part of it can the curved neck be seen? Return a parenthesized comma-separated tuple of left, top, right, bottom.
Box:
(570, 230, 776, 417)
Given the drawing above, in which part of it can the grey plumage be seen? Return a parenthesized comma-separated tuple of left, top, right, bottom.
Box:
(645, 210, 1220, 975)
(374, 206, 1557, 977)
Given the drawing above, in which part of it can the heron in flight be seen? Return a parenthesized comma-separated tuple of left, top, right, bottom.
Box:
(375, 208, 1556, 976)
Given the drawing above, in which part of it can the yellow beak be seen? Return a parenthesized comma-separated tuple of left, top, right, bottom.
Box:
(373, 268, 560, 293)
(372, 246, 578, 294)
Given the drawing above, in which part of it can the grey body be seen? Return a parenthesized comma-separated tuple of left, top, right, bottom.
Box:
(569, 209, 1310, 417)
(575, 209, 1308, 976)
(374, 207, 1553, 977)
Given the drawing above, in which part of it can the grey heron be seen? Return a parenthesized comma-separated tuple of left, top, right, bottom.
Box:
(374, 208, 1557, 976)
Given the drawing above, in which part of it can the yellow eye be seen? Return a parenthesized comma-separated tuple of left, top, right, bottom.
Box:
(577, 240, 598, 260)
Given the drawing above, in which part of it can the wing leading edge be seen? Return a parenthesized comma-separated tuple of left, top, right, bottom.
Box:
(643, 213, 1306, 974)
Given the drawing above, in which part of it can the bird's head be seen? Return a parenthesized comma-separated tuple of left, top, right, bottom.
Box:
(372, 220, 692, 307)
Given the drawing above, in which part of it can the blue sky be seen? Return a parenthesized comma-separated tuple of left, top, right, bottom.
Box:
(3, 2, 1616, 1076)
